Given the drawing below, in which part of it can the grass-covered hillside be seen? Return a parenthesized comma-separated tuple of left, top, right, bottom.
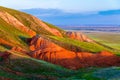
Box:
(0, 6, 120, 80)
(49, 35, 112, 53)
(1, 51, 120, 80)
(0, 6, 65, 51)
(0, 6, 115, 54)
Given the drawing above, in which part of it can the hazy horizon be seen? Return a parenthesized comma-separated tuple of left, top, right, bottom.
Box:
(0, 0, 120, 25)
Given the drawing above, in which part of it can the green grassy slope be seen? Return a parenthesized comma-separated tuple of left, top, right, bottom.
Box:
(0, 68, 29, 80)
(49, 35, 113, 53)
(0, 51, 74, 79)
(0, 6, 65, 51)
(2, 51, 119, 80)
(0, 17, 30, 48)
(0, 6, 65, 36)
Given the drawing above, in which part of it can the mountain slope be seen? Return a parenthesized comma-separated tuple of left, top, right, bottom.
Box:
(0, 6, 64, 51)
(0, 6, 120, 80)
(0, 6, 111, 53)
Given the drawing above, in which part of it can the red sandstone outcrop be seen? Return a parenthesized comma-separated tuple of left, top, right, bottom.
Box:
(0, 11, 36, 37)
(11, 47, 28, 54)
(28, 36, 120, 70)
(32, 16, 62, 37)
(66, 32, 93, 42)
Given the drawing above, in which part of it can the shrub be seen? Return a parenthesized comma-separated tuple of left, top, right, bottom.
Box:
(0, 57, 3, 61)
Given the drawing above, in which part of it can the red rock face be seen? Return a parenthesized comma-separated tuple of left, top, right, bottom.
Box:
(11, 47, 28, 54)
(66, 32, 93, 42)
(28, 36, 120, 70)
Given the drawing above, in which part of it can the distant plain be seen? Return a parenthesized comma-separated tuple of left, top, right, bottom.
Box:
(63, 26, 120, 53)
(85, 32, 120, 51)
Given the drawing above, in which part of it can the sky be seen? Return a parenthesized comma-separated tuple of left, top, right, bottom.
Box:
(0, 0, 120, 13)
(0, 0, 120, 25)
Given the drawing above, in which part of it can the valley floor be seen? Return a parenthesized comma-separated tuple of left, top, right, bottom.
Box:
(84, 31, 120, 50)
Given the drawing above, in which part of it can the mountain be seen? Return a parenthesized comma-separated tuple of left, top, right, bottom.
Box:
(22, 9, 120, 25)
(99, 10, 120, 15)
(0, 6, 120, 80)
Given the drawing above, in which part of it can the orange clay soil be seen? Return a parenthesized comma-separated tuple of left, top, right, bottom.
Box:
(11, 47, 28, 54)
(0, 38, 13, 47)
(27, 35, 120, 70)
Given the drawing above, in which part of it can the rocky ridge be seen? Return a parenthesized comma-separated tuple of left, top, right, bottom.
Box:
(27, 35, 120, 70)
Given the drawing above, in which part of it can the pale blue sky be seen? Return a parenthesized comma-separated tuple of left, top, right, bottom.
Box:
(0, 0, 120, 13)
